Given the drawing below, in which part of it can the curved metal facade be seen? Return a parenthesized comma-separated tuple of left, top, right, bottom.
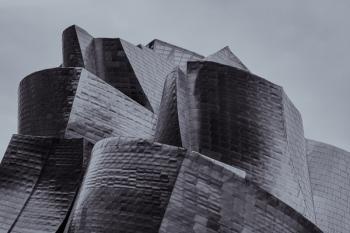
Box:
(154, 68, 183, 147)
(18, 68, 81, 137)
(159, 152, 321, 233)
(0, 134, 84, 232)
(65, 138, 186, 233)
(0, 24, 348, 232)
(177, 61, 316, 221)
(306, 139, 350, 233)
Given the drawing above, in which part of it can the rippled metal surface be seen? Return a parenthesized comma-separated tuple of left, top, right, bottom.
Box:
(18, 68, 81, 137)
(65, 138, 185, 233)
(0, 134, 84, 232)
(159, 152, 322, 233)
(177, 61, 316, 221)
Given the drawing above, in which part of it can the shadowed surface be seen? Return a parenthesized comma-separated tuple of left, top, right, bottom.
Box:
(0, 134, 84, 233)
(159, 152, 322, 233)
(178, 61, 316, 222)
(66, 138, 186, 233)
(18, 68, 81, 137)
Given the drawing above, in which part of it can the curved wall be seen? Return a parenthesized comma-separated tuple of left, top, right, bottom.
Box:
(159, 152, 322, 233)
(306, 139, 350, 233)
(62, 25, 95, 71)
(0, 135, 49, 232)
(18, 68, 81, 137)
(154, 68, 183, 147)
(0, 134, 84, 232)
(65, 138, 186, 233)
(177, 61, 315, 221)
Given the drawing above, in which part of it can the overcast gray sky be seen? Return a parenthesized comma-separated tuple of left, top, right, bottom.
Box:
(0, 0, 348, 157)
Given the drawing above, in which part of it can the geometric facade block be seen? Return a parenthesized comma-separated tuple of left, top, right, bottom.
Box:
(63, 25, 175, 114)
(65, 138, 186, 233)
(306, 139, 350, 233)
(18, 67, 157, 144)
(178, 61, 316, 222)
(0, 134, 84, 233)
(159, 152, 322, 233)
(65, 69, 157, 144)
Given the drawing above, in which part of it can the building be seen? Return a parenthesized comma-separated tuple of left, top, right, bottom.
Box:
(0, 25, 348, 233)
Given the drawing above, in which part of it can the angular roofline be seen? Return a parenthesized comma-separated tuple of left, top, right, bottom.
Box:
(146, 39, 204, 58)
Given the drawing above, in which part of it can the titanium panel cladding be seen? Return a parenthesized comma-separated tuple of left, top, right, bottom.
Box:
(178, 61, 315, 221)
(18, 68, 81, 137)
(65, 138, 186, 233)
(0, 134, 84, 233)
(159, 152, 321, 233)
(307, 139, 350, 233)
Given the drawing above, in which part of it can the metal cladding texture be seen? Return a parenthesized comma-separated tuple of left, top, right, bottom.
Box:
(0, 134, 84, 233)
(204, 46, 249, 71)
(306, 139, 350, 233)
(62, 25, 175, 113)
(18, 68, 81, 137)
(62, 25, 96, 71)
(65, 69, 157, 144)
(159, 152, 322, 233)
(3, 24, 350, 232)
(178, 61, 316, 222)
(119, 40, 175, 113)
(65, 138, 186, 233)
(146, 39, 204, 71)
(154, 68, 183, 147)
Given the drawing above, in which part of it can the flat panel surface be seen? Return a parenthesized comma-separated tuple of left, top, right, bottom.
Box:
(65, 70, 157, 144)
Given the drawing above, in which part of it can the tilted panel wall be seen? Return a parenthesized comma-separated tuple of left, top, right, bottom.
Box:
(154, 68, 183, 147)
(93, 38, 152, 110)
(306, 139, 350, 233)
(0, 135, 51, 232)
(146, 39, 204, 71)
(65, 138, 186, 233)
(205, 46, 249, 71)
(121, 39, 175, 114)
(62, 25, 85, 68)
(11, 138, 84, 233)
(63, 26, 152, 109)
(178, 61, 315, 221)
(159, 152, 322, 233)
(18, 68, 81, 137)
(62, 25, 96, 71)
(65, 70, 157, 144)
(282, 92, 315, 222)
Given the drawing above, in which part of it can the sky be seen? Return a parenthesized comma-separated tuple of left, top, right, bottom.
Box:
(0, 0, 348, 157)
